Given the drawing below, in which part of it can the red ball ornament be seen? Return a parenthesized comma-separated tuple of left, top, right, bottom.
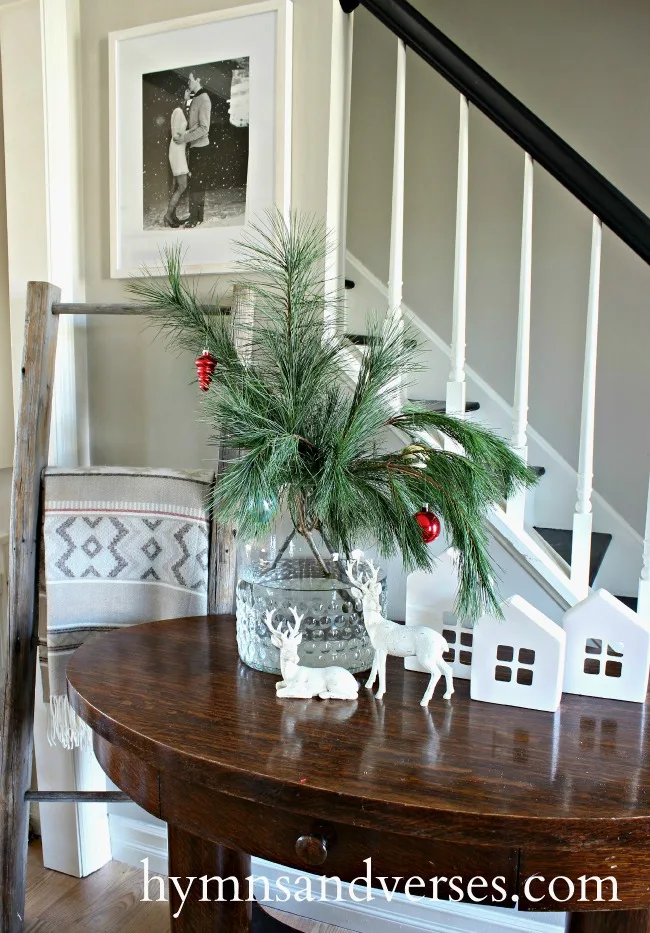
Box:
(195, 350, 216, 392)
(415, 507, 441, 544)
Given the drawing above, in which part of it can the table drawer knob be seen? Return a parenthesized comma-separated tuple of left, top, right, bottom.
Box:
(295, 833, 328, 866)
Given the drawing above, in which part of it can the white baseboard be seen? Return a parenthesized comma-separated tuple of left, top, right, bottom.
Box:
(109, 813, 168, 876)
(109, 815, 565, 933)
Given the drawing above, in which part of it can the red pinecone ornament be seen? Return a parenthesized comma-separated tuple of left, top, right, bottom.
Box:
(195, 350, 216, 391)
(415, 507, 441, 544)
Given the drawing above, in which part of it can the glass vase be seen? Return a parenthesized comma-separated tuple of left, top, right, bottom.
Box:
(235, 521, 384, 675)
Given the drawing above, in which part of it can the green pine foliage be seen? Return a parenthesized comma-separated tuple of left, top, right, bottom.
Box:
(127, 210, 538, 620)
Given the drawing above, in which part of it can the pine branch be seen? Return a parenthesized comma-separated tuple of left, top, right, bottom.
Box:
(130, 208, 536, 620)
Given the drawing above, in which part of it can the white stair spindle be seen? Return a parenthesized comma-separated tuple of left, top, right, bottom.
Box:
(637, 477, 650, 619)
(571, 215, 602, 597)
(324, 5, 354, 337)
(446, 95, 469, 418)
(507, 153, 534, 526)
(387, 37, 407, 406)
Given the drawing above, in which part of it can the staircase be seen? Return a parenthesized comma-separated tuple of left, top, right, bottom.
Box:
(335, 0, 650, 620)
(348, 283, 631, 606)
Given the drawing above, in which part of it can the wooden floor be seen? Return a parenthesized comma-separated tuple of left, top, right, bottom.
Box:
(25, 841, 351, 933)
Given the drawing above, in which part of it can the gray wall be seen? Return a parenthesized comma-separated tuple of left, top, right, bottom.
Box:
(0, 54, 12, 473)
(80, 0, 339, 470)
(347, 0, 650, 534)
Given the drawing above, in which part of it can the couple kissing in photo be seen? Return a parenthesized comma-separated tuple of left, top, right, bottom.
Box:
(164, 70, 211, 229)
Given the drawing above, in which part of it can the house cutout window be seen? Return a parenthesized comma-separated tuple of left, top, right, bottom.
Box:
(441, 612, 474, 669)
(443, 627, 456, 663)
(583, 639, 625, 677)
(493, 644, 535, 686)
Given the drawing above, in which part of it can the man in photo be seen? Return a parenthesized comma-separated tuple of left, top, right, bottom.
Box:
(174, 70, 212, 228)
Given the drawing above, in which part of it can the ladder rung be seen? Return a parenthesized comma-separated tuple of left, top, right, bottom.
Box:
(52, 302, 230, 315)
(25, 790, 130, 803)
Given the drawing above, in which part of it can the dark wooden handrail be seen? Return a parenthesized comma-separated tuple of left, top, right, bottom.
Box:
(341, 0, 650, 266)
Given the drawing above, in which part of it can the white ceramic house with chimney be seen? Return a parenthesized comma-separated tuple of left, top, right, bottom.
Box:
(563, 589, 650, 703)
(470, 595, 566, 712)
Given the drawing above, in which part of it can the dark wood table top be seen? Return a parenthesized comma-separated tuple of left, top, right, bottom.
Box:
(67, 615, 650, 851)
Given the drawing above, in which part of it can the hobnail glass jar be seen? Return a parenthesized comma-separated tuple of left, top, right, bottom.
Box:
(236, 522, 384, 675)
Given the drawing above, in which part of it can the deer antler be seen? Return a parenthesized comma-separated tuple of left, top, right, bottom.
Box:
(287, 607, 304, 638)
(345, 558, 367, 590)
(367, 559, 380, 583)
(265, 608, 305, 644)
(264, 609, 285, 641)
(345, 557, 381, 590)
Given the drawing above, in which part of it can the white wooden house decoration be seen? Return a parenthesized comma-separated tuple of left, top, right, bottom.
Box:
(562, 589, 650, 703)
(470, 595, 566, 712)
(404, 548, 474, 680)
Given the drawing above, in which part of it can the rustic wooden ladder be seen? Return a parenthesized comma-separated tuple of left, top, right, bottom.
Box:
(0, 281, 239, 933)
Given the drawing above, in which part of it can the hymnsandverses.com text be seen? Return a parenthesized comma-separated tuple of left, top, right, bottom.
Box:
(141, 857, 621, 919)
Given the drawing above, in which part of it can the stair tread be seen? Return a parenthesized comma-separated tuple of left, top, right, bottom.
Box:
(345, 332, 419, 350)
(533, 527, 613, 587)
(615, 595, 638, 612)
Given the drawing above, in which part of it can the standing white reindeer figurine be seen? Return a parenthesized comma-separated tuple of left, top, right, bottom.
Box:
(264, 609, 360, 700)
(346, 560, 454, 706)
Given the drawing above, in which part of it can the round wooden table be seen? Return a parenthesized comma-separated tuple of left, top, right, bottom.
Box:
(67, 615, 650, 933)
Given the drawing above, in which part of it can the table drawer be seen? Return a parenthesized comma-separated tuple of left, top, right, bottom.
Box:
(160, 774, 518, 905)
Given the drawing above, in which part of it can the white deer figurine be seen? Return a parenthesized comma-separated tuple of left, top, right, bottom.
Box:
(264, 609, 360, 700)
(346, 559, 454, 706)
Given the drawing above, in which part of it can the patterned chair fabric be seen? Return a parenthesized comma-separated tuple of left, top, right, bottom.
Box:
(40, 466, 214, 748)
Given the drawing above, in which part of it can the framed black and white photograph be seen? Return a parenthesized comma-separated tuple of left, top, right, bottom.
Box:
(109, 1, 292, 277)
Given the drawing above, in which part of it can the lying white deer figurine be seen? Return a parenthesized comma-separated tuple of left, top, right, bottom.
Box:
(264, 608, 360, 700)
(346, 559, 454, 706)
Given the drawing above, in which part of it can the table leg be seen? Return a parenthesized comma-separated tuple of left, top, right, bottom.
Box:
(168, 825, 252, 932)
(567, 909, 650, 933)
(167, 825, 298, 932)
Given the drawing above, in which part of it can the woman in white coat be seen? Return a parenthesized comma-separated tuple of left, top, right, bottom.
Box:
(164, 91, 190, 227)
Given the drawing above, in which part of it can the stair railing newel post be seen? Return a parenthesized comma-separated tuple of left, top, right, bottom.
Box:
(387, 37, 407, 410)
(445, 94, 469, 429)
(637, 476, 650, 620)
(0, 282, 61, 933)
(507, 152, 534, 527)
(571, 215, 603, 598)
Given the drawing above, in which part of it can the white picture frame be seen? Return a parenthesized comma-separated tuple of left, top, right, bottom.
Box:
(109, 0, 292, 277)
